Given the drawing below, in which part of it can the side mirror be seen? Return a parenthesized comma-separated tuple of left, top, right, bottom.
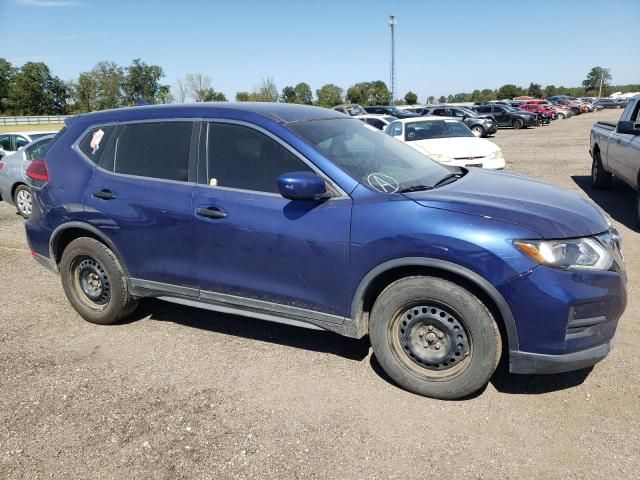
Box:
(462, 114, 469, 120)
(277, 171, 329, 201)
(617, 120, 639, 135)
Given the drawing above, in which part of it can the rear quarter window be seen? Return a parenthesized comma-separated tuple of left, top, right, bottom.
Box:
(77, 125, 117, 167)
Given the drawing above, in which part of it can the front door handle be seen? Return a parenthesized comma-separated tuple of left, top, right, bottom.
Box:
(197, 206, 227, 219)
(93, 189, 117, 200)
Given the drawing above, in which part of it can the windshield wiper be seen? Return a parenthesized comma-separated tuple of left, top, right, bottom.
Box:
(399, 184, 434, 193)
(431, 171, 465, 188)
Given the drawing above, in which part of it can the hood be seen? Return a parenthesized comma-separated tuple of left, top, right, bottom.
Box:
(408, 137, 500, 158)
(405, 169, 609, 239)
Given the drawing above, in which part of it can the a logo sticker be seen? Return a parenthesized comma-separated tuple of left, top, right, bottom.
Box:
(90, 129, 105, 155)
(367, 173, 399, 193)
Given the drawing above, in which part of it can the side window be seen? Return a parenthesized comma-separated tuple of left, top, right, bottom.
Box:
(207, 123, 312, 193)
(448, 108, 464, 117)
(621, 100, 637, 124)
(15, 136, 29, 149)
(494, 106, 506, 113)
(386, 121, 402, 136)
(432, 108, 447, 116)
(78, 125, 117, 167)
(0, 134, 10, 151)
(477, 106, 491, 113)
(366, 118, 385, 130)
(114, 122, 192, 182)
(25, 139, 51, 160)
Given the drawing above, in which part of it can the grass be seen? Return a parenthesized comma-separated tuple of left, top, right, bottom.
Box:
(0, 123, 64, 133)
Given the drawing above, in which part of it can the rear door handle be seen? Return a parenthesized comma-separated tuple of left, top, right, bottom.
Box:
(93, 189, 117, 200)
(196, 206, 227, 219)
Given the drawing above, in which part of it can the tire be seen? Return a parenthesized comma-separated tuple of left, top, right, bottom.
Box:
(14, 184, 32, 219)
(635, 190, 640, 229)
(59, 237, 139, 325)
(558, 112, 566, 119)
(471, 125, 485, 137)
(591, 149, 612, 189)
(511, 117, 525, 129)
(369, 276, 502, 400)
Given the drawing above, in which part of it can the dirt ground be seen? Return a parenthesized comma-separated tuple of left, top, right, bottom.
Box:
(1, 109, 638, 479)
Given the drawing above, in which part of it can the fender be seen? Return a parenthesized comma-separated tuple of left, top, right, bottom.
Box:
(349, 257, 519, 351)
(48, 221, 132, 281)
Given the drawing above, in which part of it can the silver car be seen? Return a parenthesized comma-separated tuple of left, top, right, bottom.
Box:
(0, 135, 54, 218)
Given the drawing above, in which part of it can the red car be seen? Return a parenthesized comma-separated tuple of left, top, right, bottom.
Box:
(520, 103, 558, 119)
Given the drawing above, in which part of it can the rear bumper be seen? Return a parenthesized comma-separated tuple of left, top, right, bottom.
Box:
(510, 339, 613, 374)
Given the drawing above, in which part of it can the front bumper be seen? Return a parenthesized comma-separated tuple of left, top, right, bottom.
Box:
(497, 263, 627, 374)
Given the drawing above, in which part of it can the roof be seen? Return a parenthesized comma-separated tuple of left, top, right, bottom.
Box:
(394, 116, 459, 123)
(65, 102, 346, 128)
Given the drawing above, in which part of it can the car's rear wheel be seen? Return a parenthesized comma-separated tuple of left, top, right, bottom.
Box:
(369, 276, 501, 400)
(591, 150, 612, 189)
(635, 190, 640, 228)
(60, 237, 138, 325)
(14, 184, 32, 219)
(471, 125, 485, 137)
(512, 117, 525, 129)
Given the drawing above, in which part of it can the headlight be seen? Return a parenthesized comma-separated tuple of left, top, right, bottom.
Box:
(487, 150, 504, 160)
(428, 153, 454, 163)
(514, 238, 613, 271)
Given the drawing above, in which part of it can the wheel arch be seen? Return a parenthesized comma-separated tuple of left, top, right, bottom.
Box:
(11, 181, 28, 201)
(49, 222, 131, 280)
(350, 258, 519, 352)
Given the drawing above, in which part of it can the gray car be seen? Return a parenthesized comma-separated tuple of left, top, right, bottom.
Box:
(0, 135, 54, 218)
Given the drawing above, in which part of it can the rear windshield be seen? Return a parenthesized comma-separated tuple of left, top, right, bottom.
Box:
(405, 120, 473, 141)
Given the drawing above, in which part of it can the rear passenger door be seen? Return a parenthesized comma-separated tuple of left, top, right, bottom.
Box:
(82, 121, 199, 290)
(192, 121, 352, 318)
(491, 106, 509, 126)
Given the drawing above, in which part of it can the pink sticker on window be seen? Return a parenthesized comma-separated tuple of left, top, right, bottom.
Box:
(90, 129, 105, 154)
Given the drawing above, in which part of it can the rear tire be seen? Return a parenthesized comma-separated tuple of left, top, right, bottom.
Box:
(635, 190, 640, 229)
(14, 184, 32, 219)
(512, 117, 525, 129)
(369, 276, 501, 400)
(471, 125, 486, 137)
(591, 150, 612, 189)
(60, 237, 138, 325)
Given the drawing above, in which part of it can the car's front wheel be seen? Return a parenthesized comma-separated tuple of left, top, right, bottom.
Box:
(471, 125, 486, 137)
(60, 237, 139, 325)
(14, 184, 32, 219)
(369, 276, 502, 400)
(635, 190, 640, 229)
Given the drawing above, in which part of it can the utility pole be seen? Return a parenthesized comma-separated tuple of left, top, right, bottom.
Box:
(598, 72, 603, 98)
(388, 14, 397, 105)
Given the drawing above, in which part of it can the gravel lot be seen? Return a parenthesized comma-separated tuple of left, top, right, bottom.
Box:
(1, 109, 638, 479)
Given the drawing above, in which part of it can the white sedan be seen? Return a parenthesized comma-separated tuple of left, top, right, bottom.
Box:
(384, 117, 505, 169)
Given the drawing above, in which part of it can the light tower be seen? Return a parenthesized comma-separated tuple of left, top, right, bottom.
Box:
(388, 13, 397, 105)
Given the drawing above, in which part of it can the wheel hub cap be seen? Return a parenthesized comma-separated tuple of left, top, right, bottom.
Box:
(76, 258, 110, 305)
(398, 305, 470, 370)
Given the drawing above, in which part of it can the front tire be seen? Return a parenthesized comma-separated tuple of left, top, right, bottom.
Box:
(591, 150, 612, 189)
(635, 190, 640, 229)
(14, 184, 32, 219)
(369, 276, 501, 400)
(60, 237, 138, 325)
(471, 125, 486, 137)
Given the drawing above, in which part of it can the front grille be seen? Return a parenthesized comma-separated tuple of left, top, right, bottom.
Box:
(454, 156, 485, 160)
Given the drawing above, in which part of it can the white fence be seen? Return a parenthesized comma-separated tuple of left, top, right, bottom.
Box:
(0, 115, 70, 126)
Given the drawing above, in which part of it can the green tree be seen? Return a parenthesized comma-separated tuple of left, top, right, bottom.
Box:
(73, 72, 97, 112)
(582, 66, 611, 95)
(281, 85, 297, 103)
(527, 82, 543, 98)
(544, 85, 557, 98)
(481, 89, 496, 101)
(201, 88, 226, 102)
(123, 58, 164, 104)
(157, 85, 175, 104)
(250, 77, 278, 102)
(346, 81, 390, 105)
(427, 95, 435, 104)
(48, 76, 70, 114)
(294, 82, 313, 105)
(438, 95, 446, 103)
(236, 91, 250, 101)
(9, 62, 68, 115)
(315, 84, 343, 107)
(404, 91, 418, 105)
(0, 58, 17, 113)
(497, 84, 524, 100)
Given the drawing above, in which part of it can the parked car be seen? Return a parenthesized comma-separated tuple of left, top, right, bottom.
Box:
(518, 104, 555, 123)
(0, 134, 54, 218)
(593, 99, 622, 109)
(0, 131, 56, 159)
(420, 106, 498, 137)
(333, 104, 368, 116)
(363, 106, 419, 119)
(590, 95, 640, 225)
(356, 114, 397, 130)
(26, 103, 627, 400)
(469, 104, 538, 129)
(401, 106, 428, 115)
(384, 117, 505, 169)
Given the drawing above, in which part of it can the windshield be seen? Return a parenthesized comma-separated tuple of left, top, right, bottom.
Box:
(290, 118, 452, 192)
(28, 133, 53, 140)
(457, 107, 477, 116)
(346, 105, 367, 116)
(404, 120, 474, 141)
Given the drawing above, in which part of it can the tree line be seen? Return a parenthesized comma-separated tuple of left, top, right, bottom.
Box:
(0, 59, 638, 116)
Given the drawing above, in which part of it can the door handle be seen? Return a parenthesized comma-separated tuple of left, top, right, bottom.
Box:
(197, 206, 227, 219)
(93, 189, 117, 200)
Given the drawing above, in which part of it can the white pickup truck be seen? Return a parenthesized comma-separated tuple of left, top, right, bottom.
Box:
(590, 95, 640, 225)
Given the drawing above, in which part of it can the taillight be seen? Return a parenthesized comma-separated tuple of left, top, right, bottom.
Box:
(0, 161, 5, 171)
(26, 159, 49, 184)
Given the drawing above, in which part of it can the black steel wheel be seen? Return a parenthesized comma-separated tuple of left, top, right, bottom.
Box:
(60, 237, 138, 325)
(512, 117, 525, 129)
(369, 276, 501, 399)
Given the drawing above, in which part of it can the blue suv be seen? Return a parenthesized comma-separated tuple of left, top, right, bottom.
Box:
(25, 103, 627, 399)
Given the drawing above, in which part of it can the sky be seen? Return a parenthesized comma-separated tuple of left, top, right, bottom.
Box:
(1, 0, 639, 102)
